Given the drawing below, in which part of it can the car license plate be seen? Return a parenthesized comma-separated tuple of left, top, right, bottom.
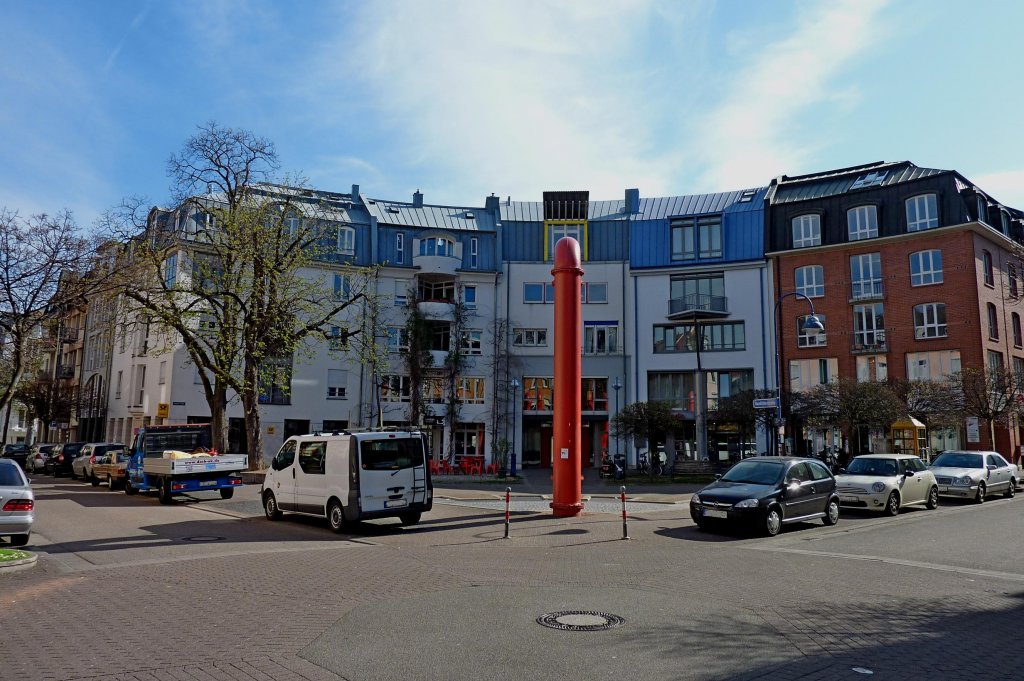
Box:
(840, 495, 859, 503)
(937, 485, 948, 492)
(703, 509, 727, 519)
(200, 480, 218, 487)
(385, 499, 408, 508)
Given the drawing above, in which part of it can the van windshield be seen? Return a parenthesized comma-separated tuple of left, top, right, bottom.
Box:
(360, 438, 424, 471)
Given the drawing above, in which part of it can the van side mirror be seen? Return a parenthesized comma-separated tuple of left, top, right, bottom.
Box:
(270, 459, 279, 471)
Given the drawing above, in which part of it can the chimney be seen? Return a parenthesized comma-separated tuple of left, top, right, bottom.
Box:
(625, 188, 640, 214)
(413, 190, 423, 208)
(351, 184, 360, 200)
(485, 193, 500, 213)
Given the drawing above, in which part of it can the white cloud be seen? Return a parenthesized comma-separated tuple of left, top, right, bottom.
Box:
(692, 0, 890, 190)
(970, 170, 1024, 210)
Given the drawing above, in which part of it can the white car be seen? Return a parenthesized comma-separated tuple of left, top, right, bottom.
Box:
(929, 450, 1017, 503)
(835, 454, 939, 515)
(0, 459, 34, 546)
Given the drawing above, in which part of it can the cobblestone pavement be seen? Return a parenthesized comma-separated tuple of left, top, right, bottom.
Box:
(2, 475, 1022, 680)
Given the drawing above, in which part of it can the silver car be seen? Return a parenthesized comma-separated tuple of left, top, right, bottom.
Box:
(835, 454, 939, 515)
(930, 451, 1017, 503)
(0, 459, 34, 546)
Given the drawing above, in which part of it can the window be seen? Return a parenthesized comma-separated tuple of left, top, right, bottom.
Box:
(983, 250, 994, 286)
(1014, 313, 1022, 347)
(258, 355, 293, 405)
(327, 369, 347, 399)
(910, 250, 943, 286)
(135, 365, 146, 405)
(337, 226, 356, 255)
(547, 223, 583, 261)
(419, 237, 455, 257)
(163, 253, 178, 288)
(988, 350, 1004, 373)
(670, 274, 724, 309)
(463, 285, 477, 309)
(329, 326, 347, 351)
(513, 328, 547, 346)
(386, 326, 409, 353)
(581, 378, 609, 411)
(906, 350, 961, 381)
(977, 195, 988, 223)
(797, 314, 827, 348)
(158, 361, 167, 385)
(847, 205, 878, 240)
(1014, 357, 1024, 382)
(853, 303, 885, 347)
(396, 233, 404, 262)
(427, 321, 452, 351)
(422, 377, 444, 404)
(1002, 211, 1011, 235)
(418, 279, 455, 303)
(795, 265, 824, 298)
(452, 425, 484, 457)
(456, 377, 486, 404)
(792, 214, 821, 248)
(653, 322, 745, 353)
(523, 282, 555, 304)
(470, 237, 478, 269)
(850, 170, 888, 189)
(115, 370, 122, 399)
(850, 253, 882, 299)
(582, 282, 608, 303)
(394, 280, 409, 306)
(523, 377, 553, 411)
(284, 213, 301, 236)
(461, 329, 483, 355)
(381, 375, 412, 402)
(856, 355, 888, 382)
(584, 323, 619, 355)
(647, 372, 695, 410)
(987, 302, 999, 339)
(788, 358, 838, 392)
(1009, 264, 1018, 298)
(671, 215, 722, 259)
(906, 194, 938, 232)
(913, 303, 947, 339)
(333, 274, 351, 301)
(298, 441, 326, 475)
(707, 370, 754, 409)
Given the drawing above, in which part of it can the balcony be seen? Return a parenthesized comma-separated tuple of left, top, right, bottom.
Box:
(849, 280, 885, 303)
(61, 327, 80, 343)
(428, 349, 449, 367)
(56, 366, 75, 380)
(413, 238, 463, 276)
(850, 331, 887, 355)
(417, 300, 456, 320)
(667, 294, 729, 320)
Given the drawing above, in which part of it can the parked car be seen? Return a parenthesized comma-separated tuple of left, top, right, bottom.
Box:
(1, 443, 29, 469)
(90, 444, 130, 489)
(47, 442, 86, 477)
(689, 457, 840, 536)
(0, 458, 34, 546)
(834, 454, 939, 515)
(26, 444, 57, 474)
(929, 451, 1017, 503)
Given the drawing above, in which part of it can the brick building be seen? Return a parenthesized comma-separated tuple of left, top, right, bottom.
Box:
(766, 161, 1024, 462)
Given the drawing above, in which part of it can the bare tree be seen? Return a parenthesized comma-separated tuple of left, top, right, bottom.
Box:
(796, 378, 903, 455)
(949, 367, 1023, 450)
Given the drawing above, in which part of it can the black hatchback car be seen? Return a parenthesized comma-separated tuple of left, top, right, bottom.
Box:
(47, 442, 86, 477)
(1, 443, 30, 468)
(690, 457, 840, 536)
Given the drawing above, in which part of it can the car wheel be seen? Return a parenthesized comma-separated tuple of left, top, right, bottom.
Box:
(263, 491, 282, 520)
(885, 491, 900, 516)
(108, 475, 116, 491)
(10, 533, 29, 547)
(1005, 478, 1016, 499)
(70, 469, 77, 480)
(399, 512, 421, 526)
(219, 487, 234, 500)
(926, 486, 939, 509)
(823, 498, 840, 526)
(328, 500, 346, 533)
(764, 506, 782, 537)
(975, 482, 986, 504)
(694, 516, 709, 531)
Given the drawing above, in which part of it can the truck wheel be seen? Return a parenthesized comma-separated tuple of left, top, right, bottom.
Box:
(399, 512, 422, 526)
(158, 480, 173, 504)
(328, 500, 346, 533)
(263, 492, 282, 520)
(124, 477, 137, 495)
(219, 487, 234, 500)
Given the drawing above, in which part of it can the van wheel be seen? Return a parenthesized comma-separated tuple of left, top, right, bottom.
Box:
(263, 492, 281, 520)
(399, 512, 421, 526)
(328, 500, 346, 533)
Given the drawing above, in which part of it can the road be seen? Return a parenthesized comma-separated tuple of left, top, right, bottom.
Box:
(1, 474, 1022, 681)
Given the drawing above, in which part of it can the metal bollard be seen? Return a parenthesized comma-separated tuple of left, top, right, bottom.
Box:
(503, 486, 511, 539)
(620, 486, 630, 540)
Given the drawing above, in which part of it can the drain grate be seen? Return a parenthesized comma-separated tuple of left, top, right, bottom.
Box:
(537, 610, 625, 631)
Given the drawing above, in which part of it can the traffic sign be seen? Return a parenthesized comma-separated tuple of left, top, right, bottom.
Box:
(752, 398, 779, 410)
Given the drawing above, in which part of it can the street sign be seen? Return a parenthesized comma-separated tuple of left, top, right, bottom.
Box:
(752, 398, 779, 410)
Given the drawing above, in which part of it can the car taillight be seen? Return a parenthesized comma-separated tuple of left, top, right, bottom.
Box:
(58, 455, 64, 462)
(90, 455, 96, 464)
(3, 499, 33, 511)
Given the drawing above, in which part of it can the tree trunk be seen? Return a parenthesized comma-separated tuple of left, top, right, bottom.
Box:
(241, 361, 264, 470)
(209, 381, 229, 453)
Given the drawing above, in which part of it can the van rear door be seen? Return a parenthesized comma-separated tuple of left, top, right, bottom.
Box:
(356, 434, 426, 514)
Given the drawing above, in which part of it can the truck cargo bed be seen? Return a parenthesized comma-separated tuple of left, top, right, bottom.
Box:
(143, 454, 248, 476)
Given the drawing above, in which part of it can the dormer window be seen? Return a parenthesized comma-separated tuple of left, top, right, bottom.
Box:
(337, 226, 356, 255)
(850, 170, 888, 189)
(792, 214, 821, 248)
(1001, 211, 1011, 235)
(419, 237, 455, 257)
(284, 212, 301, 236)
(906, 194, 938, 232)
(847, 205, 878, 241)
(976, 195, 988, 223)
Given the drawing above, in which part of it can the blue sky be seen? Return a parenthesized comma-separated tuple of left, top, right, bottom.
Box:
(3, 0, 1024, 226)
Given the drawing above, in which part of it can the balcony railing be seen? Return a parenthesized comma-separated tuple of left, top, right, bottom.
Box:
(850, 280, 884, 302)
(850, 331, 887, 354)
(667, 294, 729, 319)
(56, 366, 75, 380)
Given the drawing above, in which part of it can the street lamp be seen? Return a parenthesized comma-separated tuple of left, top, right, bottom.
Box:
(509, 378, 520, 477)
(612, 377, 623, 468)
(772, 292, 825, 456)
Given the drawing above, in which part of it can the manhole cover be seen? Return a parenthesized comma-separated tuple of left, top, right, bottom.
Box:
(180, 535, 226, 542)
(537, 610, 625, 631)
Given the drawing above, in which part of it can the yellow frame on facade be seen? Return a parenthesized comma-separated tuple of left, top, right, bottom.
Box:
(543, 220, 588, 261)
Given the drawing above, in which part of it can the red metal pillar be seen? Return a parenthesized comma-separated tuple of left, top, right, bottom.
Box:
(551, 237, 585, 517)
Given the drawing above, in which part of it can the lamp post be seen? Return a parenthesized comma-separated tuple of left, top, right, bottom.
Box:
(612, 377, 622, 468)
(772, 292, 825, 456)
(509, 378, 520, 477)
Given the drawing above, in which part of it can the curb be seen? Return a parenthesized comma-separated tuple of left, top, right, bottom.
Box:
(0, 550, 39, 574)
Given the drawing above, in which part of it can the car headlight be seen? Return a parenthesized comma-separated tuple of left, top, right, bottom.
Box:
(953, 476, 973, 487)
(871, 482, 886, 493)
(734, 498, 759, 509)
(690, 494, 701, 505)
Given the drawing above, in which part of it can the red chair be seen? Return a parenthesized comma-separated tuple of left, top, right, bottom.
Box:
(485, 462, 499, 475)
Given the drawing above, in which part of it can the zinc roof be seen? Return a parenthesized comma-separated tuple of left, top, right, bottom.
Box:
(364, 199, 496, 231)
(771, 161, 950, 205)
(499, 188, 764, 222)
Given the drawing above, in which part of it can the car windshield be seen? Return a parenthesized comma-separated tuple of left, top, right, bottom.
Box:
(931, 452, 983, 469)
(0, 464, 26, 486)
(720, 460, 785, 485)
(845, 458, 898, 476)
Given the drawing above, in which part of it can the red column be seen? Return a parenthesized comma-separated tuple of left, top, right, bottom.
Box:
(551, 237, 585, 517)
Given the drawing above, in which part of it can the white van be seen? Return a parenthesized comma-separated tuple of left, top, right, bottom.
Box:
(261, 430, 432, 531)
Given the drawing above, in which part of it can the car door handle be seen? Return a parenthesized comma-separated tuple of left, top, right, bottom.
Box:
(809, 485, 816, 493)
